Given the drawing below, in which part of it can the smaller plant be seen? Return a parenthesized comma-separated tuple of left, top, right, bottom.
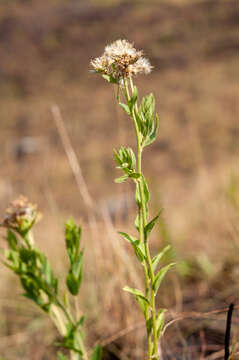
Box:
(0, 195, 101, 360)
(91, 39, 174, 360)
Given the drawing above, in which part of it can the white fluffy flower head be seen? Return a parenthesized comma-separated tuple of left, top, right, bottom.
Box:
(91, 39, 152, 81)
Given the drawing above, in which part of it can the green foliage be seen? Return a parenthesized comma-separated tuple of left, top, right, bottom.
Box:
(152, 245, 171, 272)
(102, 74, 119, 84)
(1, 218, 102, 360)
(65, 218, 84, 296)
(136, 93, 159, 148)
(58, 323, 84, 354)
(119, 231, 145, 262)
(156, 309, 166, 338)
(144, 212, 161, 240)
(153, 263, 175, 293)
(114, 147, 140, 182)
(3, 229, 58, 313)
(114, 76, 174, 360)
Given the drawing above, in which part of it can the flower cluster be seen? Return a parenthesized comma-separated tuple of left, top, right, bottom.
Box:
(2, 195, 39, 234)
(91, 39, 152, 81)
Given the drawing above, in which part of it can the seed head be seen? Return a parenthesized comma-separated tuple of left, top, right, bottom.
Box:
(91, 39, 152, 81)
(2, 195, 40, 234)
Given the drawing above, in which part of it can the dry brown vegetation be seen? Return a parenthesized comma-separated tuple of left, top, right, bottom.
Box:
(0, 0, 239, 359)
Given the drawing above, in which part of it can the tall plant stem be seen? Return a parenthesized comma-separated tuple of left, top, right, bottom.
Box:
(123, 78, 159, 359)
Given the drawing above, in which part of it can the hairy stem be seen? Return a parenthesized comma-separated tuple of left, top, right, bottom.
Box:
(123, 78, 159, 359)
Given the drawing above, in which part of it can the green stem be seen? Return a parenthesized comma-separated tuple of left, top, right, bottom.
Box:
(56, 297, 88, 360)
(123, 77, 159, 359)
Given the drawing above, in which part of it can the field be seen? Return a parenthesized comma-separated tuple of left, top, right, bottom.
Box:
(0, 0, 239, 359)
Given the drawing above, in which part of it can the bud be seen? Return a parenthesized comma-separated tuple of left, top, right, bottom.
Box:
(2, 195, 40, 235)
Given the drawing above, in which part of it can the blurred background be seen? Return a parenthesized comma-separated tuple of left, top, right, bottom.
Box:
(0, 0, 239, 358)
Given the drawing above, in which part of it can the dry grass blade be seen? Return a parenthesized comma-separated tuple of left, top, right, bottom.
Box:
(51, 104, 94, 211)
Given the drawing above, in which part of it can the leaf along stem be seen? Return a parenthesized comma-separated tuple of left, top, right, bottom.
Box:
(123, 77, 159, 360)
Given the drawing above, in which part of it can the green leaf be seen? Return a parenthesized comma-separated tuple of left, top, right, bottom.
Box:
(156, 309, 166, 338)
(128, 86, 138, 111)
(133, 242, 146, 262)
(102, 74, 118, 84)
(66, 273, 79, 296)
(135, 182, 141, 207)
(6, 230, 18, 250)
(146, 316, 153, 335)
(135, 214, 140, 232)
(127, 148, 136, 170)
(113, 147, 137, 177)
(142, 176, 150, 205)
(72, 252, 83, 279)
(144, 212, 162, 240)
(76, 315, 86, 328)
(139, 93, 155, 125)
(114, 175, 129, 183)
(123, 286, 150, 305)
(153, 263, 175, 293)
(42, 257, 54, 287)
(119, 102, 131, 115)
(118, 232, 138, 243)
(119, 232, 145, 262)
(90, 344, 102, 360)
(113, 149, 121, 167)
(142, 176, 149, 219)
(152, 245, 171, 273)
(65, 218, 81, 264)
(134, 296, 147, 317)
(144, 114, 159, 147)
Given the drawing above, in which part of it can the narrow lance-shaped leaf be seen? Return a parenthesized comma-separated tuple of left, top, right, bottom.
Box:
(142, 176, 150, 205)
(135, 296, 148, 318)
(146, 316, 153, 336)
(127, 147, 136, 170)
(42, 256, 54, 287)
(144, 211, 162, 240)
(102, 74, 118, 84)
(135, 182, 141, 208)
(143, 114, 159, 148)
(123, 286, 150, 305)
(6, 230, 18, 250)
(113, 149, 122, 167)
(153, 263, 175, 293)
(135, 214, 140, 232)
(72, 251, 83, 279)
(114, 175, 129, 183)
(119, 102, 131, 115)
(118, 232, 138, 243)
(128, 86, 138, 111)
(156, 309, 166, 339)
(152, 245, 171, 273)
(133, 242, 145, 262)
(119, 232, 145, 262)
